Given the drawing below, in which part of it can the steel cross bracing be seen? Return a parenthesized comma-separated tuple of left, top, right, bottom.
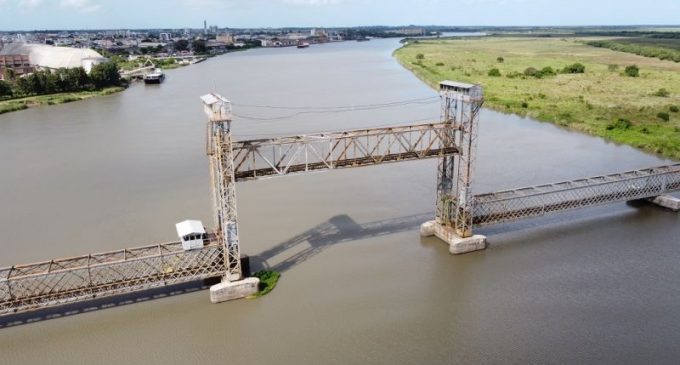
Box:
(435, 82, 484, 238)
(204, 94, 242, 282)
(231, 122, 461, 181)
(0, 239, 225, 316)
(472, 164, 680, 226)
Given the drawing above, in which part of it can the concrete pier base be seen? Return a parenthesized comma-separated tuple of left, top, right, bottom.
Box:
(210, 277, 260, 304)
(420, 220, 436, 237)
(647, 195, 680, 212)
(420, 220, 487, 255)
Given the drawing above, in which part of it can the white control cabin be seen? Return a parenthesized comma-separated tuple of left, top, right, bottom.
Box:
(176, 220, 207, 251)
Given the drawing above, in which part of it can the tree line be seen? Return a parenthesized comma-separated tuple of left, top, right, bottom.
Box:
(0, 61, 122, 99)
(587, 40, 680, 63)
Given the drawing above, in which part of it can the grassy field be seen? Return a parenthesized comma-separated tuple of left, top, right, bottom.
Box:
(0, 86, 124, 115)
(394, 37, 680, 159)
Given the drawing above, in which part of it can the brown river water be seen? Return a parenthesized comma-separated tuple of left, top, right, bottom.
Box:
(0, 39, 679, 364)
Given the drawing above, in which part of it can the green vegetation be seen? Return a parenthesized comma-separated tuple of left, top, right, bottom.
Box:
(112, 55, 185, 71)
(624, 64, 640, 77)
(252, 270, 281, 297)
(394, 37, 680, 159)
(0, 87, 124, 115)
(488, 68, 501, 77)
(587, 39, 680, 63)
(192, 39, 208, 54)
(0, 61, 124, 114)
(1, 62, 121, 98)
(561, 63, 585, 74)
(653, 88, 670, 97)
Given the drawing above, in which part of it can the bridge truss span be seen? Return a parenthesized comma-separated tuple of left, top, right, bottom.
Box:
(473, 164, 680, 226)
(0, 240, 225, 316)
(232, 122, 460, 181)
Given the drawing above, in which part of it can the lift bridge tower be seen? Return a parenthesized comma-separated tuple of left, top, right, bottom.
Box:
(201, 94, 259, 303)
(420, 81, 487, 254)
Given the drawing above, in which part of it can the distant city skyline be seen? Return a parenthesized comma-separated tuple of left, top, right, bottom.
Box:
(0, 0, 679, 31)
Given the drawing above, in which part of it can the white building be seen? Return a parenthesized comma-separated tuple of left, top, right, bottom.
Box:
(176, 220, 207, 251)
(81, 57, 108, 73)
(0, 42, 107, 70)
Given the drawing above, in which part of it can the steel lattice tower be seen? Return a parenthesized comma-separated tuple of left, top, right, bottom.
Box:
(203, 94, 242, 282)
(436, 82, 484, 238)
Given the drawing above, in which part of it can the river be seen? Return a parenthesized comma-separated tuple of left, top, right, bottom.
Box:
(1, 38, 679, 364)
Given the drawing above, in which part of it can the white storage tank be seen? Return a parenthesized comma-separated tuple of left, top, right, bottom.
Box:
(176, 220, 207, 250)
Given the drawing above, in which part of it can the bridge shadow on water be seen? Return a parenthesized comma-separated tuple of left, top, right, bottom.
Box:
(0, 278, 221, 329)
(250, 212, 435, 273)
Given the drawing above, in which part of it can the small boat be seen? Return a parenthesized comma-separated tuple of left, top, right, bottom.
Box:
(144, 68, 165, 84)
(297, 41, 310, 49)
(356, 37, 370, 42)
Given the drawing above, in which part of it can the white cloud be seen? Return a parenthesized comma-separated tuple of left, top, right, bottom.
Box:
(60, 0, 101, 13)
(18, 0, 42, 9)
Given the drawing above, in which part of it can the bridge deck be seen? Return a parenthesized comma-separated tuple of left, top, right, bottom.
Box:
(473, 164, 680, 226)
(0, 239, 225, 316)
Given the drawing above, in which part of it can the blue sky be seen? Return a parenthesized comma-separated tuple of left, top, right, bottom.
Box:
(1, 0, 679, 31)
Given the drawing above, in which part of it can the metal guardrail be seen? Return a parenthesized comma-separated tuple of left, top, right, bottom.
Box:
(473, 164, 680, 226)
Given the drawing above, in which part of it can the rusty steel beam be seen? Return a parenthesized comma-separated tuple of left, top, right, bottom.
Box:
(0, 238, 225, 316)
(231, 122, 459, 181)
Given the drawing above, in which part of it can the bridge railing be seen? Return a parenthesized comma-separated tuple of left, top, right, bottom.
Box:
(473, 164, 680, 226)
(232, 122, 458, 181)
(0, 240, 225, 316)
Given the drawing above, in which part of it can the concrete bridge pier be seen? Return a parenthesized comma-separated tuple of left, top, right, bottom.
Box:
(420, 221, 487, 254)
(210, 277, 260, 303)
(647, 195, 680, 211)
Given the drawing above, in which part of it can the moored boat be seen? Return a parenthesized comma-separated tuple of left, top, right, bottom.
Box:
(143, 68, 165, 84)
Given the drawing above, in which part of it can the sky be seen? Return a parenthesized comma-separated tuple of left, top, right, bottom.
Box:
(0, 0, 678, 31)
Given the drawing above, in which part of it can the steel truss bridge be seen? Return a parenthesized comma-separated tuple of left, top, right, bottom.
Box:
(2, 81, 679, 317)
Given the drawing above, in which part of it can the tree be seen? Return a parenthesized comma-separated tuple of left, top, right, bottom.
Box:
(416, 53, 425, 60)
(67, 67, 91, 90)
(624, 65, 639, 77)
(488, 68, 501, 77)
(0, 80, 12, 98)
(90, 62, 120, 88)
(174, 39, 189, 52)
(497, 56, 504, 63)
(3, 69, 16, 83)
(192, 39, 207, 54)
(15, 76, 33, 96)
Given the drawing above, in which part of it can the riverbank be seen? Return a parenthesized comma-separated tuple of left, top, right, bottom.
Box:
(394, 37, 680, 160)
(0, 86, 125, 115)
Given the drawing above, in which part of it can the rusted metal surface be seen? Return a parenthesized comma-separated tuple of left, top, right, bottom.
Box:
(203, 94, 243, 282)
(0, 239, 225, 316)
(231, 122, 460, 181)
(473, 164, 680, 226)
(435, 82, 483, 238)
